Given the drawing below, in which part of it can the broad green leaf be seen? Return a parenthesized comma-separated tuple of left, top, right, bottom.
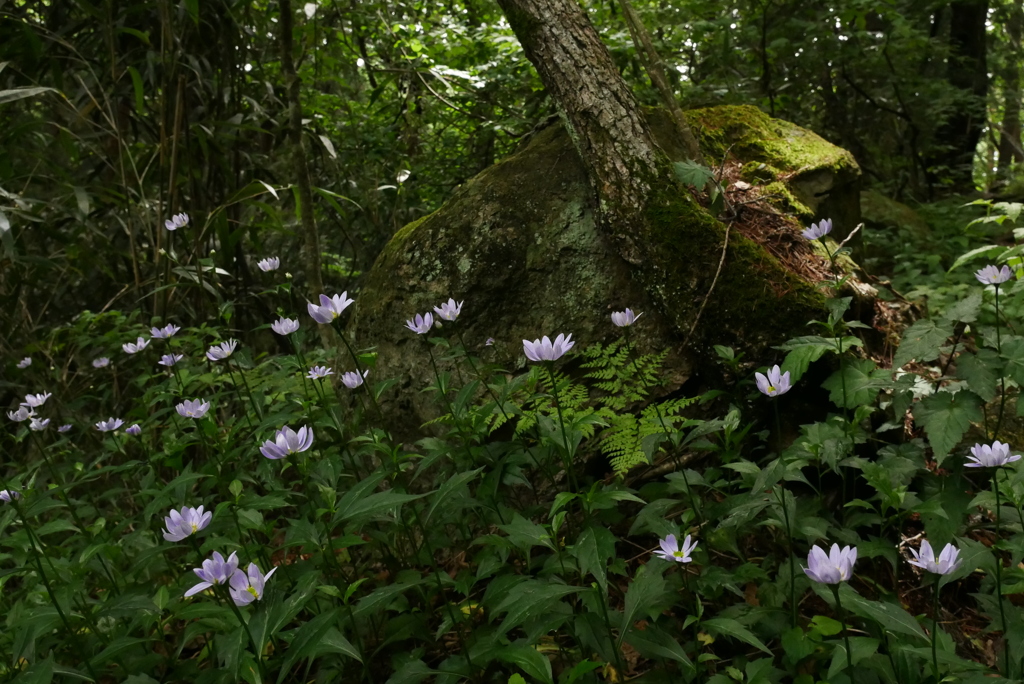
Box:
(127, 66, 145, 114)
(497, 643, 553, 684)
(570, 526, 616, 595)
(948, 244, 1005, 273)
(617, 564, 666, 649)
(892, 318, 953, 369)
(276, 609, 344, 684)
(423, 468, 481, 524)
(913, 390, 983, 464)
(703, 617, 772, 654)
(672, 160, 715, 190)
(491, 580, 581, 635)
(827, 637, 880, 680)
(623, 623, 694, 671)
(777, 335, 863, 382)
(1001, 336, 1024, 386)
(498, 513, 554, 553)
(944, 291, 982, 323)
(956, 349, 1000, 401)
(821, 359, 889, 409)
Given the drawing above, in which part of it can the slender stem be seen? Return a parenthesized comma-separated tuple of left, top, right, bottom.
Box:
(994, 286, 1007, 440)
(777, 487, 797, 628)
(993, 469, 1010, 676)
(932, 576, 941, 683)
(545, 363, 578, 491)
(831, 584, 854, 680)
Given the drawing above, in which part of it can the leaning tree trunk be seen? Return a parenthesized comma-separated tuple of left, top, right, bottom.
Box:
(494, 0, 665, 264)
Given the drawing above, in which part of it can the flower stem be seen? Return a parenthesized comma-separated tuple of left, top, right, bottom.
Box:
(931, 576, 941, 683)
(831, 584, 854, 679)
(993, 469, 1010, 676)
(994, 285, 1007, 440)
(544, 362, 578, 491)
(776, 487, 797, 628)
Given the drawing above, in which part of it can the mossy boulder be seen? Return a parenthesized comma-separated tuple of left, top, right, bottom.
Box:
(860, 189, 931, 240)
(682, 105, 862, 237)
(349, 105, 861, 433)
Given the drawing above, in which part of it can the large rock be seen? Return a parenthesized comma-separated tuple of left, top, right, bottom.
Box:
(348, 105, 861, 432)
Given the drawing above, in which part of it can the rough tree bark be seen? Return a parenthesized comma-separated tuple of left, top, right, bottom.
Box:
(932, 0, 989, 192)
(279, 0, 325, 298)
(494, 0, 666, 264)
(998, 0, 1024, 175)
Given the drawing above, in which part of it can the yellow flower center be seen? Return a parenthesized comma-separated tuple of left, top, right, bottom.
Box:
(247, 586, 259, 598)
(190, 523, 198, 533)
(673, 550, 685, 558)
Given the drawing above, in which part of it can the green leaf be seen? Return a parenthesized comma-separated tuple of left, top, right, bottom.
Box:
(672, 160, 715, 190)
(498, 513, 555, 553)
(892, 318, 954, 369)
(948, 244, 1005, 273)
(127, 66, 145, 114)
(563, 660, 603, 684)
(276, 609, 346, 684)
(827, 637, 880, 680)
(423, 468, 482, 525)
(703, 617, 772, 654)
(623, 623, 694, 671)
(821, 359, 889, 409)
(956, 349, 1000, 401)
(913, 390, 983, 464)
(491, 580, 581, 635)
(944, 291, 982, 323)
(777, 336, 863, 382)
(0, 87, 56, 106)
(1001, 337, 1024, 386)
(497, 643, 553, 684)
(570, 526, 616, 595)
(617, 564, 666, 650)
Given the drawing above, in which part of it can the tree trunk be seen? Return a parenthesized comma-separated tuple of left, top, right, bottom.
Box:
(494, 0, 663, 263)
(279, 0, 325, 299)
(932, 0, 988, 192)
(998, 0, 1024, 174)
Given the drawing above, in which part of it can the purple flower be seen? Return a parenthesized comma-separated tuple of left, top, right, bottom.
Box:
(272, 317, 300, 335)
(611, 308, 642, 327)
(523, 334, 574, 362)
(184, 551, 239, 597)
(159, 354, 184, 367)
(7, 407, 34, 422)
(257, 257, 280, 272)
(92, 357, 110, 368)
(163, 505, 213, 542)
(802, 218, 832, 240)
(908, 540, 962, 575)
(803, 543, 857, 584)
(655, 534, 698, 563)
(975, 264, 1014, 285)
(58, 424, 71, 433)
(21, 392, 52, 408)
(341, 370, 369, 388)
(259, 425, 314, 460)
(151, 324, 181, 339)
(29, 417, 50, 431)
(433, 298, 464, 322)
(485, 337, 495, 346)
(0, 490, 21, 503)
(123, 337, 150, 354)
(165, 213, 190, 231)
(176, 399, 211, 419)
(306, 366, 334, 380)
(125, 424, 141, 436)
(966, 441, 1021, 467)
(229, 563, 277, 606)
(95, 418, 125, 432)
(755, 365, 792, 397)
(206, 340, 238, 362)
(16, 357, 31, 369)
(307, 293, 355, 324)
(405, 312, 434, 335)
